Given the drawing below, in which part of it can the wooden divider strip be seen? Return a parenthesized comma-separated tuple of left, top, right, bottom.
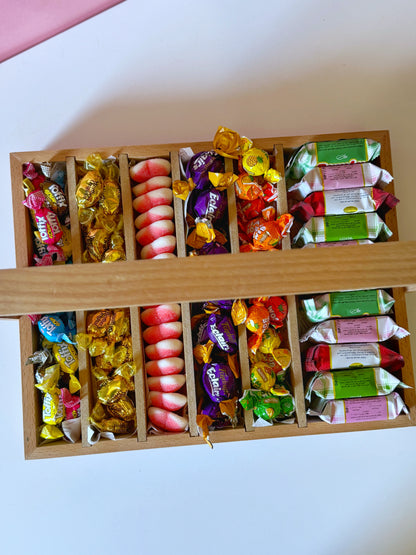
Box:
(224, 157, 253, 431)
(10, 154, 32, 268)
(19, 316, 39, 458)
(171, 150, 198, 437)
(119, 154, 137, 261)
(274, 144, 307, 428)
(66, 157, 82, 264)
(76, 311, 90, 447)
(130, 307, 148, 441)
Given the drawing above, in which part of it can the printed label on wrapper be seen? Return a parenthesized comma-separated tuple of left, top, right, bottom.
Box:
(335, 317, 379, 342)
(333, 369, 378, 398)
(344, 396, 388, 423)
(330, 290, 379, 318)
(324, 213, 368, 241)
(316, 139, 368, 165)
(320, 165, 365, 189)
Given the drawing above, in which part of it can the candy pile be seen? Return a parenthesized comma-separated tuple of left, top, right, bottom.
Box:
(76, 308, 137, 436)
(179, 150, 231, 255)
(193, 300, 241, 446)
(26, 312, 80, 442)
(76, 154, 125, 263)
(300, 289, 410, 424)
(22, 161, 71, 266)
(286, 138, 398, 247)
(131, 157, 175, 259)
(141, 304, 188, 433)
(211, 126, 294, 252)
(234, 297, 296, 425)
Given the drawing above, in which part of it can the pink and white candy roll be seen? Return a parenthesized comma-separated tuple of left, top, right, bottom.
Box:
(132, 176, 172, 197)
(130, 158, 171, 183)
(145, 339, 183, 360)
(140, 235, 176, 259)
(152, 253, 176, 259)
(141, 303, 181, 326)
(147, 374, 186, 392)
(136, 220, 175, 246)
(148, 406, 188, 433)
(135, 205, 174, 230)
(133, 188, 173, 214)
(145, 357, 184, 376)
(149, 391, 187, 411)
(143, 322, 183, 344)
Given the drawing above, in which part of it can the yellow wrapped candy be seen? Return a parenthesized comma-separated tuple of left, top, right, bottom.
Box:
(173, 178, 195, 200)
(193, 341, 214, 364)
(107, 395, 136, 421)
(213, 126, 253, 159)
(258, 328, 281, 356)
(42, 387, 64, 425)
(53, 342, 78, 374)
(231, 299, 248, 326)
(97, 375, 133, 405)
(208, 172, 238, 191)
(40, 424, 64, 441)
(35, 364, 60, 393)
(251, 362, 276, 391)
(113, 361, 137, 382)
(242, 148, 270, 177)
(76, 170, 103, 208)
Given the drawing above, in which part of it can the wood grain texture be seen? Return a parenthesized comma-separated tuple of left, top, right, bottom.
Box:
(11, 154, 32, 268)
(76, 310, 90, 447)
(23, 412, 413, 459)
(66, 156, 82, 264)
(180, 302, 198, 437)
(119, 154, 136, 261)
(131, 306, 147, 442)
(1, 242, 415, 315)
(19, 316, 39, 458)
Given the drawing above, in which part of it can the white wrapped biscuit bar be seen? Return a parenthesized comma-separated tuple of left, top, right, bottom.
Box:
(307, 392, 408, 424)
(300, 315, 409, 344)
(288, 162, 393, 200)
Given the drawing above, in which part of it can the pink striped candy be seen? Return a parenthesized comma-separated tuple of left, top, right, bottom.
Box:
(152, 253, 176, 259)
(145, 339, 183, 360)
(143, 322, 183, 344)
(140, 236, 176, 259)
(133, 189, 173, 214)
(136, 220, 175, 246)
(145, 357, 184, 376)
(141, 304, 181, 326)
(135, 206, 174, 230)
(130, 158, 171, 183)
(149, 391, 187, 411)
(132, 176, 172, 197)
(147, 374, 186, 392)
(148, 406, 188, 433)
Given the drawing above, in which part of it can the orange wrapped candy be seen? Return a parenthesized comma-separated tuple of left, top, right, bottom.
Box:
(234, 174, 263, 201)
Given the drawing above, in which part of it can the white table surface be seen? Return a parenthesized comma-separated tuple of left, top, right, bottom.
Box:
(1, 1, 416, 554)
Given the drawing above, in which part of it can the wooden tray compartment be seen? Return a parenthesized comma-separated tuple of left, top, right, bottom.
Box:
(7, 130, 416, 459)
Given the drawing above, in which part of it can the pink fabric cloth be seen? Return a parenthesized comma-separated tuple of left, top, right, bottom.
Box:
(0, 0, 124, 63)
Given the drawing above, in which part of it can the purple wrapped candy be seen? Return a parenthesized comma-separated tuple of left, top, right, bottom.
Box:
(186, 151, 223, 189)
(202, 362, 237, 402)
(192, 314, 210, 345)
(207, 313, 237, 353)
(203, 300, 234, 312)
(187, 187, 228, 223)
(201, 400, 229, 428)
(199, 242, 229, 255)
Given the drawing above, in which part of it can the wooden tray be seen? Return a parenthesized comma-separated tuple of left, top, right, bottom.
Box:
(4, 130, 416, 459)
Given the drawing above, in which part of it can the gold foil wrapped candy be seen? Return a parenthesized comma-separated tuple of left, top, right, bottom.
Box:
(213, 126, 253, 159)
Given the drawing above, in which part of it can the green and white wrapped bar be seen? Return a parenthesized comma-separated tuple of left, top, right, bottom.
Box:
(307, 392, 408, 424)
(293, 213, 392, 246)
(286, 138, 381, 180)
(305, 368, 410, 401)
(302, 289, 395, 323)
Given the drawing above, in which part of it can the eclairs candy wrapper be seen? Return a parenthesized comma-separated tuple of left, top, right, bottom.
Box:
(301, 315, 409, 344)
(286, 138, 381, 180)
(186, 151, 224, 189)
(288, 162, 393, 200)
(305, 368, 410, 401)
(305, 343, 404, 372)
(302, 289, 394, 323)
(202, 362, 237, 403)
(307, 392, 408, 424)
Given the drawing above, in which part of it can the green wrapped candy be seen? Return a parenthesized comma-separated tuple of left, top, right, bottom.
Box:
(286, 138, 381, 180)
(239, 389, 295, 421)
(302, 289, 395, 323)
